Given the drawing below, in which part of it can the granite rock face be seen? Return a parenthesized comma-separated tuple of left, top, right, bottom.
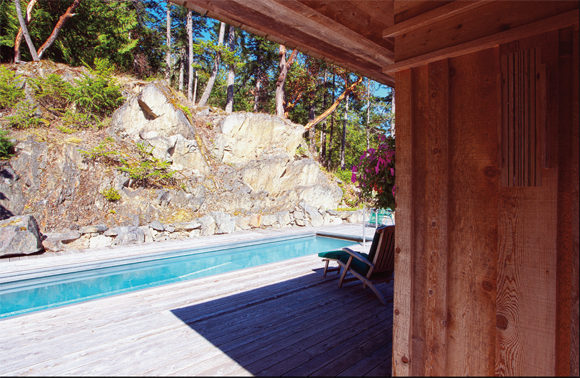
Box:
(0, 215, 43, 256)
(214, 112, 304, 164)
(1, 66, 363, 256)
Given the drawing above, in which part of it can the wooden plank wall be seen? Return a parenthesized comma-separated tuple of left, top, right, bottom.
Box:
(392, 27, 579, 376)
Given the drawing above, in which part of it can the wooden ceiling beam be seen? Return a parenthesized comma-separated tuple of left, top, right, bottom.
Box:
(240, 0, 394, 66)
(383, 0, 497, 38)
(297, 0, 394, 51)
(384, 9, 579, 73)
(176, 0, 395, 86)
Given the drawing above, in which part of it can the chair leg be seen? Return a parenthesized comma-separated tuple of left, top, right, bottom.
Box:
(366, 282, 387, 306)
(323, 259, 330, 277)
(338, 265, 348, 287)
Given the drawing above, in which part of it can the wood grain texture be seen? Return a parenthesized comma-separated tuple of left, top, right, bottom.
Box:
(555, 26, 579, 377)
(410, 64, 429, 376)
(384, 0, 496, 38)
(446, 48, 499, 376)
(298, 0, 394, 51)
(496, 30, 561, 376)
(500, 46, 542, 187)
(424, 58, 449, 376)
(392, 69, 413, 377)
(348, 0, 394, 29)
(570, 24, 579, 378)
(393, 1, 452, 25)
(395, 1, 578, 62)
(255, 0, 394, 65)
(385, 9, 579, 73)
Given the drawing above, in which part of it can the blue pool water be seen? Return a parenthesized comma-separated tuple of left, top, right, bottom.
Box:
(0, 234, 356, 319)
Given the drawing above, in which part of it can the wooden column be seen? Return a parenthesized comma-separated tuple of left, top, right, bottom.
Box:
(424, 59, 449, 376)
(392, 69, 414, 376)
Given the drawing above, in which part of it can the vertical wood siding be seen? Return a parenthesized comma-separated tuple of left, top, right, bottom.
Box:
(392, 28, 578, 376)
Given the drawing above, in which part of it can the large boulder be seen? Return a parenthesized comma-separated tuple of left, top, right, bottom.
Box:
(110, 83, 196, 141)
(213, 112, 304, 164)
(109, 83, 210, 174)
(0, 215, 43, 256)
(0, 164, 26, 220)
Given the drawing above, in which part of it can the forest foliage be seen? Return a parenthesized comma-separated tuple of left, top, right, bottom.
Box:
(1, 0, 395, 207)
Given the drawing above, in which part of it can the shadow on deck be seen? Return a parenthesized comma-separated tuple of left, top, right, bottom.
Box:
(171, 268, 393, 376)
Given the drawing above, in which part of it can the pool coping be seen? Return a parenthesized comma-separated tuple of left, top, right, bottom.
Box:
(0, 224, 375, 284)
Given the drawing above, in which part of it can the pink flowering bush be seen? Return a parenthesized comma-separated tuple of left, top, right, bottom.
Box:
(351, 135, 395, 211)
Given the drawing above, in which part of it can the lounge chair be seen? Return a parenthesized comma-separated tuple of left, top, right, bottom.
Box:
(318, 225, 386, 277)
(318, 225, 395, 305)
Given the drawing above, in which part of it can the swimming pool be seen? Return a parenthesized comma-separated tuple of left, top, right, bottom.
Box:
(0, 233, 358, 319)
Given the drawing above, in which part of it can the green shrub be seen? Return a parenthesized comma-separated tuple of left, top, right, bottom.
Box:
(79, 136, 119, 164)
(295, 145, 308, 158)
(0, 66, 24, 110)
(61, 108, 95, 129)
(101, 187, 121, 201)
(334, 168, 352, 183)
(56, 125, 75, 134)
(0, 130, 14, 160)
(29, 73, 73, 114)
(71, 58, 123, 116)
(5, 101, 47, 128)
(119, 142, 174, 187)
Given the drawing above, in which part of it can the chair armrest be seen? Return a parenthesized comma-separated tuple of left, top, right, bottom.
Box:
(341, 247, 375, 269)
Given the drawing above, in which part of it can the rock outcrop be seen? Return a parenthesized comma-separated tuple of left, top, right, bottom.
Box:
(0, 215, 43, 256)
(0, 65, 357, 255)
(213, 112, 304, 164)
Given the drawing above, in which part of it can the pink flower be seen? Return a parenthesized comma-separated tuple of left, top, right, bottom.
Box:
(392, 185, 396, 196)
(351, 173, 357, 183)
(390, 168, 395, 176)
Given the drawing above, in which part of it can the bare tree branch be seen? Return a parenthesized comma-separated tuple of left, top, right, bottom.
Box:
(37, 0, 82, 59)
(304, 76, 362, 131)
(14, 0, 38, 63)
(14, 0, 38, 61)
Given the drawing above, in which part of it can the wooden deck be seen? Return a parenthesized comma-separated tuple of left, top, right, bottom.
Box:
(0, 228, 393, 376)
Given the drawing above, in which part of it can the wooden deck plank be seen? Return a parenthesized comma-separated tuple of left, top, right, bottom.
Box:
(308, 320, 393, 376)
(233, 298, 389, 376)
(0, 225, 393, 377)
(59, 280, 368, 376)
(191, 289, 383, 376)
(277, 310, 393, 376)
(145, 282, 373, 376)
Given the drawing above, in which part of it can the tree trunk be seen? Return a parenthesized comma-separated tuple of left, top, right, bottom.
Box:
(327, 73, 335, 168)
(304, 75, 362, 130)
(14, 0, 38, 61)
(197, 21, 225, 107)
(253, 57, 262, 112)
(14, 0, 37, 63)
(193, 71, 198, 104)
(275, 45, 297, 118)
(341, 91, 349, 170)
(320, 69, 327, 159)
(165, 1, 171, 83)
(37, 0, 81, 59)
(308, 101, 316, 156)
(178, 51, 184, 92)
(225, 25, 235, 113)
(187, 10, 193, 102)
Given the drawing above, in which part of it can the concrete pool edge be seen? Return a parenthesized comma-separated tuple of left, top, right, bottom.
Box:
(0, 232, 363, 320)
(0, 224, 376, 282)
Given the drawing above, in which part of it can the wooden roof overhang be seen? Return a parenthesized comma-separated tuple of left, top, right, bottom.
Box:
(170, 1, 578, 88)
(170, 0, 397, 87)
